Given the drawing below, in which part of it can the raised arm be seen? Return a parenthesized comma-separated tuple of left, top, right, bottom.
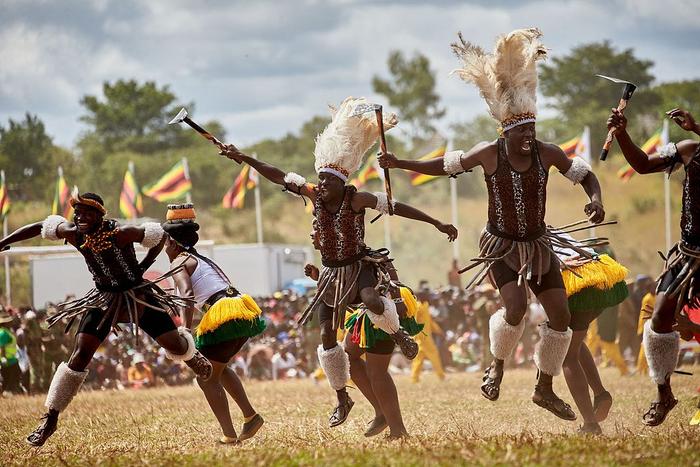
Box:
(608, 108, 699, 174)
(219, 144, 316, 199)
(377, 142, 489, 176)
(352, 191, 458, 241)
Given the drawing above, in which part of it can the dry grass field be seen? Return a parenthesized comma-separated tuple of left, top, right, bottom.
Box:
(1, 368, 699, 466)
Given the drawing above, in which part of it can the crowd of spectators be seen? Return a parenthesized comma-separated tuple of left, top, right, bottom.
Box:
(1, 275, 698, 396)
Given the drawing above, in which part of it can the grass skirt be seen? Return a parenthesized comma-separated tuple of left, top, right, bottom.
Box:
(344, 287, 424, 349)
(568, 281, 629, 313)
(195, 294, 266, 348)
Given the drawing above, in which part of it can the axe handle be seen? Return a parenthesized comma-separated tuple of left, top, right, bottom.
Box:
(600, 98, 629, 161)
(183, 116, 224, 149)
(374, 108, 394, 215)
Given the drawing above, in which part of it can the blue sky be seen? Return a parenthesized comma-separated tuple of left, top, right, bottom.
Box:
(1, 0, 698, 147)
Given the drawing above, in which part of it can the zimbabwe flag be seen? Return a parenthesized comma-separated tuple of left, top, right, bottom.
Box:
(409, 134, 447, 186)
(52, 167, 72, 217)
(350, 156, 380, 189)
(119, 163, 144, 219)
(559, 135, 581, 158)
(222, 165, 257, 209)
(0, 171, 9, 219)
(617, 128, 663, 182)
(144, 160, 192, 202)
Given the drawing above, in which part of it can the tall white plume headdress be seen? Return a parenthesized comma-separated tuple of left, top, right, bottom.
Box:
(450, 28, 547, 134)
(314, 97, 398, 182)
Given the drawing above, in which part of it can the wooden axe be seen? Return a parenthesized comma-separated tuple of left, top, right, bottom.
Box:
(597, 74, 637, 161)
(350, 103, 394, 217)
(169, 108, 225, 150)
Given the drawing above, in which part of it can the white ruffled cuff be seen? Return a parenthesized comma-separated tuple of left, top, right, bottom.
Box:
(373, 192, 395, 215)
(141, 222, 164, 249)
(563, 156, 591, 184)
(443, 150, 464, 176)
(658, 142, 677, 159)
(41, 215, 68, 241)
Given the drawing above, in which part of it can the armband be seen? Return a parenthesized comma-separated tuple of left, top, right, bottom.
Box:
(41, 215, 68, 241)
(283, 172, 307, 197)
(563, 156, 591, 184)
(141, 222, 164, 249)
(443, 150, 464, 176)
(374, 192, 396, 215)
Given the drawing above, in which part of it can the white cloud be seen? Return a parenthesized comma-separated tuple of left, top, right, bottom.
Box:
(0, 0, 698, 148)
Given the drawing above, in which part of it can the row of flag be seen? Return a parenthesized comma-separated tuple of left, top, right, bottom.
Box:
(0, 123, 672, 222)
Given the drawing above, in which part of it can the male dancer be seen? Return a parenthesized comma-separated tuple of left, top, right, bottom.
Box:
(0, 192, 212, 446)
(220, 97, 457, 427)
(607, 107, 700, 425)
(379, 29, 606, 420)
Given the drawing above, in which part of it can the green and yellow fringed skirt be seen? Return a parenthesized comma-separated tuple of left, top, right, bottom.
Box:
(195, 294, 266, 348)
(345, 287, 424, 350)
(562, 254, 629, 313)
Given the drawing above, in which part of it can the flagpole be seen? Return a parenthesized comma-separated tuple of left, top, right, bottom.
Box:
(1, 170, 9, 305)
(450, 176, 459, 260)
(384, 215, 392, 251)
(661, 120, 672, 251)
(252, 153, 264, 245)
(182, 157, 192, 204)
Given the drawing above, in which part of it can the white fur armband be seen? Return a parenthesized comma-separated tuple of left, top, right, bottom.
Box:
(373, 192, 396, 215)
(284, 172, 306, 188)
(443, 150, 464, 176)
(141, 222, 164, 249)
(658, 143, 677, 159)
(563, 156, 591, 184)
(41, 215, 68, 241)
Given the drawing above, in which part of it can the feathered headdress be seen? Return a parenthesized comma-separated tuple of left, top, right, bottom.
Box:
(451, 28, 547, 134)
(314, 97, 398, 182)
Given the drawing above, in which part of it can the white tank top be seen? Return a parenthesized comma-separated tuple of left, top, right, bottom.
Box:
(187, 257, 230, 308)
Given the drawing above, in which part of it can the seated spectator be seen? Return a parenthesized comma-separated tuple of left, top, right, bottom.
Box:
(272, 345, 297, 380)
(0, 311, 22, 394)
(127, 354, 154, 389)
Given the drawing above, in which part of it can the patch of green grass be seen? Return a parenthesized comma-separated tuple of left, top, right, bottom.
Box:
(1, 368, 698, 466)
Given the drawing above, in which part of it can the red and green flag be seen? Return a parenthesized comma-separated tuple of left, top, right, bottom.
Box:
(222, 165, 257, 209)
(409, 135, 447, 186)
(119, 162, 144, 219)
(143, 159, 192, 202)
(0, 171, 10, 219)
(618, 126, 665, 182)
(52, 167, 72, 217)
(350, 156, 380, 189)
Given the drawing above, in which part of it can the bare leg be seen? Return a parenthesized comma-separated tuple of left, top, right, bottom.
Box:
(366, 352, 407, 438)
(155, 329, 189, 355)
(563, 330, 599, 430)
(197, 361, 236, 438)
(579, 342, 605, 395)
(220, 367, 256, 418)
(343, 332, 381, 416)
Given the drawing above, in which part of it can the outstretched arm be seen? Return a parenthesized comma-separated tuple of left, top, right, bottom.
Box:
(0, 217, 75, 250)
(377, 142, 488, 176)
(219, 144, 315, 199)
(352, 191, 458, 241)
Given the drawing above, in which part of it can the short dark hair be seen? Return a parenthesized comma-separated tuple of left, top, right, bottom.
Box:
(81, 192, 104, 206)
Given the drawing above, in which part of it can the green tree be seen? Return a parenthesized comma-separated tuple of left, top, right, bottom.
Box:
(79, 79, 189, 154)
(651, 80, 700, 142)
(0, 113, 55, 200)
(539, 41, 660, 160)
(372, 51, 445, 144)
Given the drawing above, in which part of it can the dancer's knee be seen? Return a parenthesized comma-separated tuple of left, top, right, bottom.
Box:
(320, 322, 336, 350)
(360, 288, 383, 314)
(503, 299, 527, 325)
(548, 309, 571, 332)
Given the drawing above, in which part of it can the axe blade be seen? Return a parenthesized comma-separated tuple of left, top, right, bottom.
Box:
(349, 103, 381, 117)
(595, 74, 634, 85)
(168, 108, 189, 125)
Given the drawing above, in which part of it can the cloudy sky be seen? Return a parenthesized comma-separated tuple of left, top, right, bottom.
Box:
(2, 0, 699, 148)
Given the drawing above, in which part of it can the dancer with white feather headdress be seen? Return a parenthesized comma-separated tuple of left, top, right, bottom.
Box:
(218, 97, 457, 438)
(379, 29, 609, 421)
